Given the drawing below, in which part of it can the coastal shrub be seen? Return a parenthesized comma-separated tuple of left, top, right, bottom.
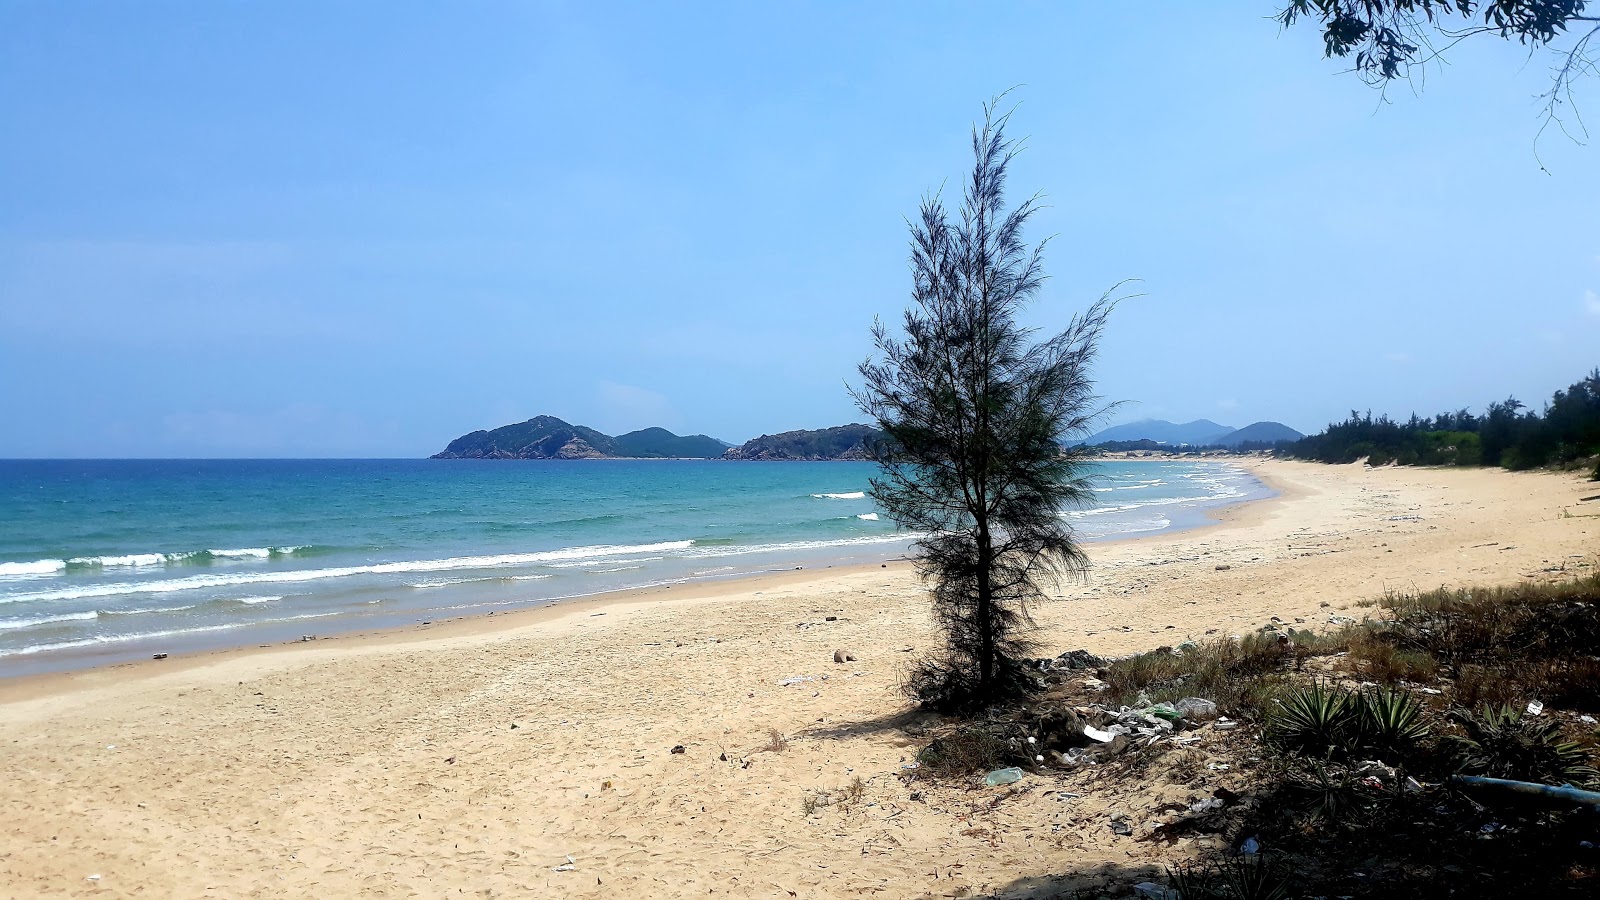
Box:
(1166, 855, 1294, 900)
(853, 98, 1123, 713)
(1102, 634, 1292, 719)
(1267, 681, 1359, 757)
(1355, 687, 1431, 761)
(1446, 704, 1598, 786)
(916, 727, 1007, 776)
(1343, 632, 1439, 685)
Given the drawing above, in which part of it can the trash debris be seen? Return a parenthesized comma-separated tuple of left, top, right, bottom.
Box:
(553, 854, 577, 872)
(1190, 797, 1226, 813)
(983, 767, 1024, 786)
(1083, 725, 1118, 743)
(1404, 776, 1424, 792)
(777, 676, 815, 686)
(832, 649, 856, 663)
(1175, 697, 1219, 722)
(1213, 719, 1239, 732)
(151, 653, 168, 660)
(1110, 819, 1133, 836)
(670, 745, 685, 754)
(1207, 762, 1231, 771)
(1240, 835, 1260, 855)
(1526, 700, 1544, 716)
(86, 874, 101, 882)
(1581, 715, 1597, 725)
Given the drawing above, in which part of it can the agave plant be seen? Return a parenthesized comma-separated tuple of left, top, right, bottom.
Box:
(1167, 855, 1294, 900)
(1267, 681, 1359, 757)
(1355, 686, 1431, 760)
(1447, 704, 1598, 786)
(1289, 759, 1367, 825)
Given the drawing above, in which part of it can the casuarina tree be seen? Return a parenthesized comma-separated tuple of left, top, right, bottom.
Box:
(853, 99, 1121, 712)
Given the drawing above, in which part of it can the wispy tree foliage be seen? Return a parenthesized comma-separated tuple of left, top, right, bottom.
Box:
(853, 100, 1120, 712)
(1277, 1, 1600, 146)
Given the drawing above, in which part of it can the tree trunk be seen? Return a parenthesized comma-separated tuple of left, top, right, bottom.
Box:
(975, 522, 994, 693)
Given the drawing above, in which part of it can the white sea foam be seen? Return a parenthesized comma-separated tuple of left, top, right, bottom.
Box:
(234, 595, 283, 604)
(1, 540, 697, 605)
(68, 553, 166, 568)
(0, 559, 66, 577)
(209, 547, 275, 559)
(856, 513, 880, 521)
(812, 491, 866, 500)
(0, 611, 98, 631)
(0, 612, 341, 658)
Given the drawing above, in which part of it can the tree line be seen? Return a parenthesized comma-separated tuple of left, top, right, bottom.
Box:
(1280, 368, 1600, 478)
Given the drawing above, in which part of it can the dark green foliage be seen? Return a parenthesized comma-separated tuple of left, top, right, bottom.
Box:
(612, 427, 729, 458)
(1357, 686, 1431, 759)
(1287, 759, 1368, 825)
(722, 424, 882, 460)
(1280, 369, 1600, 474)
(1277, 1, 1594, 84)
(915, 727, 1008, 776)
(1446, 704, 1598, 785)
(1268, 681, 1359, 756)
(1268, 683, 1430, 761)
(1166, 855, 1294, 900)
(433, 415, 623, 459)
(854, 99, 1120, 712)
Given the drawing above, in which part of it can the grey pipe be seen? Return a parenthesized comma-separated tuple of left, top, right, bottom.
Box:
(1448, 775, 1600, 815)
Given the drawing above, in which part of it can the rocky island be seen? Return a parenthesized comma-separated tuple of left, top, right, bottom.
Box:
(431, 417, 882, 460)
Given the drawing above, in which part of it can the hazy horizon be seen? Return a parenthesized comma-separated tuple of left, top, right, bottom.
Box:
(3, 3, 1597, 458)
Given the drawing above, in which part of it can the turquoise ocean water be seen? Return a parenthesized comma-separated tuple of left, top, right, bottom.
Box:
(0, 459, 1269, 675)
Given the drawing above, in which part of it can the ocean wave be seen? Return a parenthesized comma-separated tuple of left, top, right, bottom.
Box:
(0, 559, 67, 577)
(0, 611, 99, 631)
(856, 513, 880, 521)
(811, 491, 866, 500)
(233, 595, 283, 604)
(1, 540, 697, 605)
(0, 612, 342, 658)
(67, 553, 165, 568)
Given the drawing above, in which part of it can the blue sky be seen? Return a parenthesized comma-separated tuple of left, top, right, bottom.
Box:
(2, 1, 1597, 457)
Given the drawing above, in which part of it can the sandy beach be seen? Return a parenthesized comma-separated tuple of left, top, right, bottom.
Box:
(1, 459, 1596, 898)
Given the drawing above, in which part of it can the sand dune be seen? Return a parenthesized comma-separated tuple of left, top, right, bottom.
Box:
(1, 460, 1595, 897)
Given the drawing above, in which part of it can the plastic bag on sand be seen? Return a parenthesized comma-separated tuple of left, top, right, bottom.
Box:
(1175, 697, 1219, 722)
(983, 767, 1023, 786)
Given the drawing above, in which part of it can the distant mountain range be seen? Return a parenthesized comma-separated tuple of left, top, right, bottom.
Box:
(1079, 418, 1303, 448)
(431, 417, 881, 460)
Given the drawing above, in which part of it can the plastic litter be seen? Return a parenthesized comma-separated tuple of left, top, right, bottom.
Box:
(1580, 715, 1597, 725)
(1175, 697, 1219, 722)
(1240, 835, 1260, 855)
(553, 855, 577, 872)
(983, 767, 1024, 786)
(1082, 725, 1117, 743)
(1213, 720, 1239, 731)
(1526, 700, 1545, 716)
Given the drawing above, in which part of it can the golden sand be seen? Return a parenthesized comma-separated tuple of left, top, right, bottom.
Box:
(2, 460, 1595, 897)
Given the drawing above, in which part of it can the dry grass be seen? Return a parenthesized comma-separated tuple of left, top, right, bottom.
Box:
(763, 728, 789, 753)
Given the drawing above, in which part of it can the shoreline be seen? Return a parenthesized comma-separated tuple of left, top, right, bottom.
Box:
(0, 458, 1272, 685)
(0, 465, 1279, 703)
(2, 460, 1594, 897)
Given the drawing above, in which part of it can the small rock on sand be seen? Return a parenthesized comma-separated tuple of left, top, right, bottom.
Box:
(833, 649, 856, 663)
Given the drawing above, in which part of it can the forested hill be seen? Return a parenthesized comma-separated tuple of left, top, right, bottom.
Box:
(721, 425, 882, 460)
(432, 417, 728, 459)
(1280, 369, 1600, 478)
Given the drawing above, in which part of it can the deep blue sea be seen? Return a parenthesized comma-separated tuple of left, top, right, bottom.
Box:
(0, 459, 1269, 675)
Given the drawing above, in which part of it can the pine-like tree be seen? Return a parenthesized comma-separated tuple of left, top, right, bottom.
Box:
(854, 100, 1120, 712)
